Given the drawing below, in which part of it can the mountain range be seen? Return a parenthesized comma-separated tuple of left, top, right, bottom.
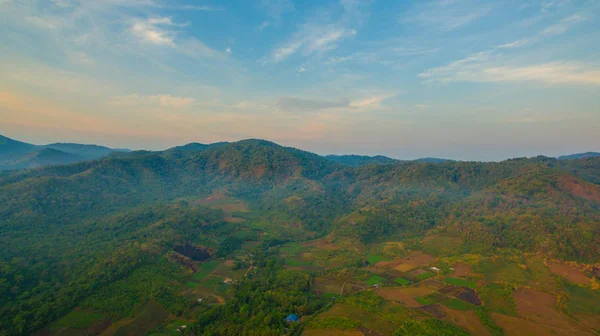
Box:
(1, 136, 599, 335)
(3, 134, 596, 172)
(0, 135, 129, 171)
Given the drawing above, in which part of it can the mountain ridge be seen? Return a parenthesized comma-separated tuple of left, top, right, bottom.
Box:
(0, 135, 130, 171)
(1, 137, 600, 335)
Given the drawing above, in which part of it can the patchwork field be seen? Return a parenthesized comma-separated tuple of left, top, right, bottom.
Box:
(548, 260, 590, 285)
(377, 287, 433, 307)
(441, 306, 491, 336)
(491, 312, 595, 336)
(373, 250, 436, 272)
(453, 262, 473, 277)
(318, 303, 400, 336)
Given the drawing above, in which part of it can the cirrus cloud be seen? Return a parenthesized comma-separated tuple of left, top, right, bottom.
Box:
(109, 94, 196, 108)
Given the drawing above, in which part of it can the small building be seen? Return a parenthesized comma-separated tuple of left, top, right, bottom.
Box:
(223, 277, 234, 284)
(285, 314, 300, 323)
(430, 267, 441, 272)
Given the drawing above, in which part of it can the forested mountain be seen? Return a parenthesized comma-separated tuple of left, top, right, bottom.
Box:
(0, 135, 129, 171)
(558, 152, 600, 160)
(1, 139, 599, 335)
(325, 154, 402, 167)
(324, 154, 453, 166)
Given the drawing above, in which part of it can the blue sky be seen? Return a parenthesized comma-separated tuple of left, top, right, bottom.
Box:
(0, 0, 599, 160)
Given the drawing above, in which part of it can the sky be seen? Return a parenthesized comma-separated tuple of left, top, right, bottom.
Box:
(0, 0, 599, 161)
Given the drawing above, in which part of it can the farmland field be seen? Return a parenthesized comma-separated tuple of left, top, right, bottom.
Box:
(445, 277, 477, 289)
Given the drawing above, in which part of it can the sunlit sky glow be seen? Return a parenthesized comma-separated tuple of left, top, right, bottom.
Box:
(1, 0, 599, 161)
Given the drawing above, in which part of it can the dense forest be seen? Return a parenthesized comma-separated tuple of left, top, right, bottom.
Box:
(1, 139, 599, 335)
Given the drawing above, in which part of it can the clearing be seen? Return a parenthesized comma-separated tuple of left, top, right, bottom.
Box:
(440, 306, 491, 336)
(548, 261, 590, 285)
(377, 287, 433, 307)
(452, 263, 472, 277)
(511, 288, 592, 335)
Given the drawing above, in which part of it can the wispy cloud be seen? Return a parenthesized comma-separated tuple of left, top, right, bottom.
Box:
(109, 94, 196, 108)
(349, 94, 396, 109)
(402, 0, 492, 32)
(326, 46, 440, 66)
(175, 5, 223, 11)
(498, 13, 587, 49)
(258, 0, 294, 30)
(276, 97, 351, 112)
(66, 51, 95, 65)
(24, 15, 60, 30)
(541, 14, 586, 36)
(269, 1, 368, 62)
(130, 17, 185, 46)
(497, 38, 531, 49)
(272, 25, 357, 62)
(275, 93, 395, 113)
(420, 57, 600, 85)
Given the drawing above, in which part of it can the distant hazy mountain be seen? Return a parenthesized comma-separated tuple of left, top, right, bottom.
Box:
(0, 135, 38, 160)
(558, 152, 600, 160)
(45, 143, 120, 159)
(0, 135, 129, 171)
(325, 154, 454, 166)
(325, 154, 401, 167)
(413, 157, 453, 163)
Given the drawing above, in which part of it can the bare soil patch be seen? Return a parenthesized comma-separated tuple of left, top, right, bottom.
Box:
(419, 304, 446, 318)
(457, 288, 482, 306)
(375, 251, 435, 272)
(420, 278, 443, 290)
(407, 268, 427, 276)
(548, 261, 590, 285)
(87, 320, 112, 335)
(512, 288, 591, 334)
(453, 262, 472, 277)
(303, 330, 364, 336)
(441, 306, 491, 336)
(574, 314, 600, 330)
(377, 287, 432, 307)
(357, 326, 385, 336)
(491, 312, 594, 336)
(210, 202, 248, 214)
(438, 285, 482, 306)
(223, 216, 246, 223)
(193, 193, 226, 205)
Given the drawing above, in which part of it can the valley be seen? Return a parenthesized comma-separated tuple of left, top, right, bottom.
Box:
(0, 139, 599, 335)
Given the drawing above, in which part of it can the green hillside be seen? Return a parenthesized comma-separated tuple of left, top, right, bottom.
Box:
(1, 140, 599, 335)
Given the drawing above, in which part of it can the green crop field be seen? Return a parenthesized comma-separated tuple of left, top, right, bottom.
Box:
(445, 277, 477, 289)
(365, 275, 387, 286)
(49, 310, 105, 330)
(394, 277, 411, 286)
(285, 258, 312, 267)
(367, 254, 390, 265)
(478, 283, 517, 316)
(443, 298, 473, 311)
(416, 271, 436, 281)
(414, 294, 444, 306)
